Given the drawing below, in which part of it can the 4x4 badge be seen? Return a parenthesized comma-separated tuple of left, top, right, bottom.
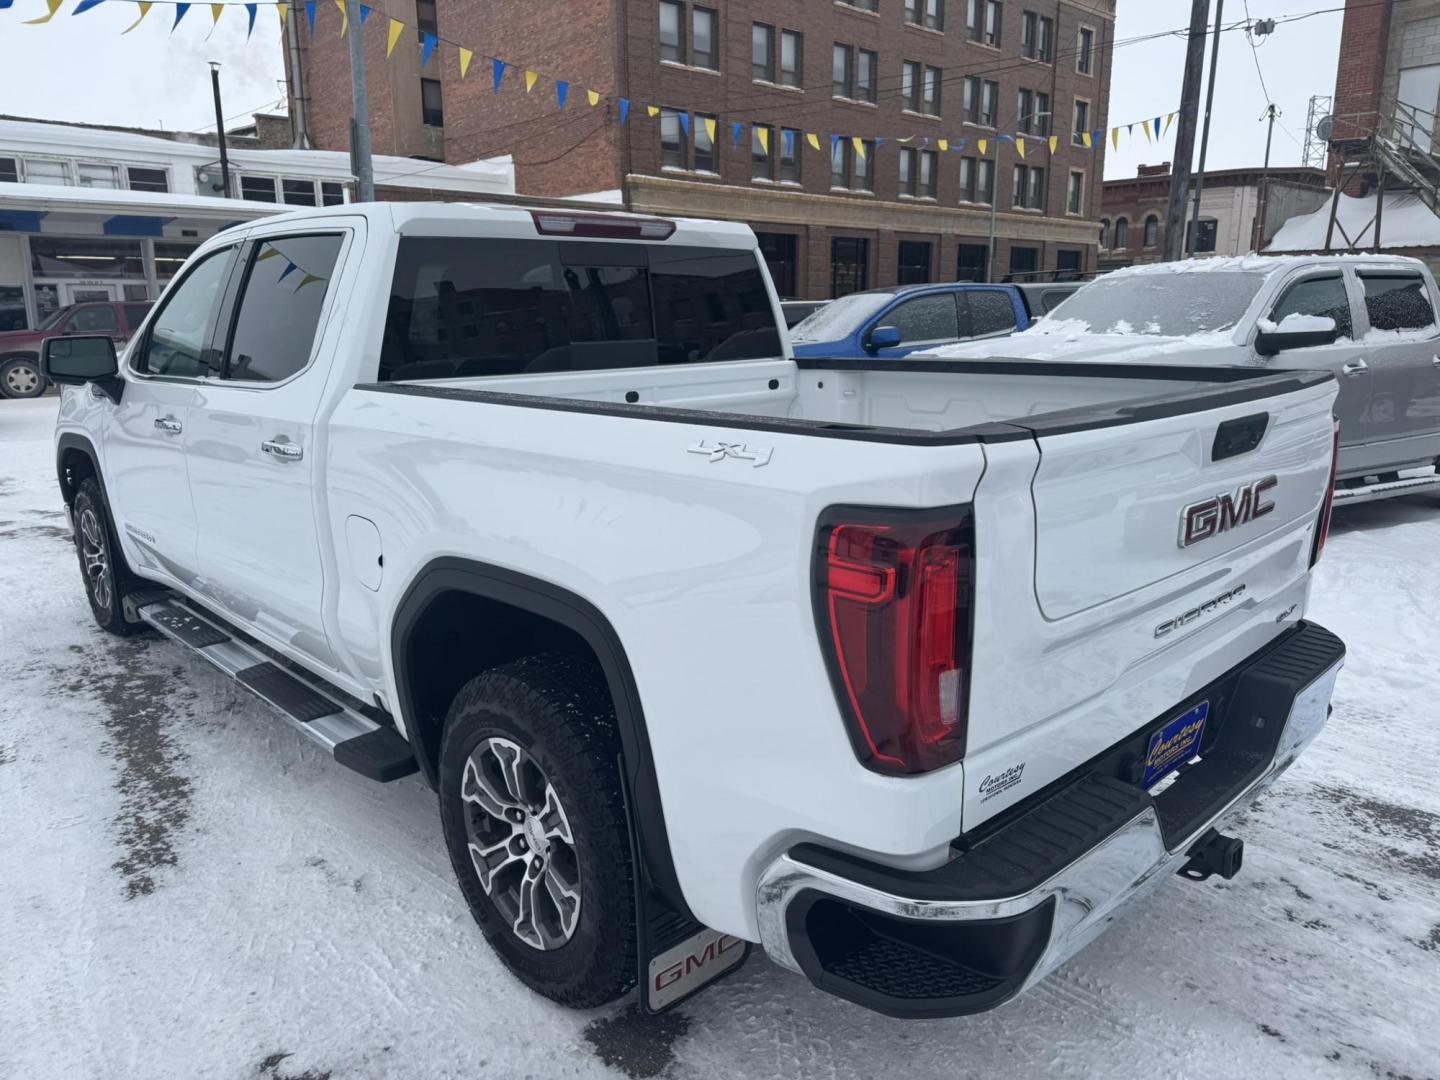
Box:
(687, 440, 773, 468)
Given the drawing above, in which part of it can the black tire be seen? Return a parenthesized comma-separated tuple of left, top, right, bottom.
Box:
(72, 477, 143, 636)
(1, 355, 46, 399)
(439, 654, 637, 1008)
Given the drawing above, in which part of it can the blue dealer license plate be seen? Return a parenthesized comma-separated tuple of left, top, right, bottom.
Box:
(1143, 701, 1209, 789)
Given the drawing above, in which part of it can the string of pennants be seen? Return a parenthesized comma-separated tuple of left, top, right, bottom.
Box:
(5, 0, 1179, 159)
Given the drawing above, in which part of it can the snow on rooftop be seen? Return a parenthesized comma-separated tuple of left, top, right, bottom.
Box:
(1266, 192, 1440, 252)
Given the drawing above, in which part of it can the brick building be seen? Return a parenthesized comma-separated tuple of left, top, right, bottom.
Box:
(287, 0, 1114, 297)
(1100, 162, 1326, 269)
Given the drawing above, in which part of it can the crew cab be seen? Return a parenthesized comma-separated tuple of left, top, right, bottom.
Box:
(44, 204, 1345, 1020)
(788, 280, 1077, 360)
(929, 255, 1440, 505)
(0, 300, 150, 399)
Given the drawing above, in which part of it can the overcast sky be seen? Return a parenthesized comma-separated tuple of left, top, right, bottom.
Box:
(0, 0, 1345, 179)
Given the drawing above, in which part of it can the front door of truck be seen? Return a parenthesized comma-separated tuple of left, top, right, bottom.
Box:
(108, 243, 238, 586)
(1352, 266, 1440, 449)
(184, 226, 354, 674)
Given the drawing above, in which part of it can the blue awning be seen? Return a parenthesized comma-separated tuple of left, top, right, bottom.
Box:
(0, 210, 46, 232)
(103, 215, 172, 237)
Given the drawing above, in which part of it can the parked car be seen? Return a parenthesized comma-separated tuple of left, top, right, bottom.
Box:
(927, 255, 1440, 505)
(45, 204, 1344, 1021)
(780, 298, 829, 328)
(0, 300, 150, 399)
(787, 281, 1076, 359)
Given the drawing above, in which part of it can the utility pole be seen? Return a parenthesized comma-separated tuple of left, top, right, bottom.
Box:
(1251, 103, 1278, 252)
(986, 137, 1000, 282)
(209, 62, 232, 199)
(286, 0, 311, 148)
(1186, 0, 1225, 255)
(346, 0, 375, 201)
(1164, 0, 1210, 261)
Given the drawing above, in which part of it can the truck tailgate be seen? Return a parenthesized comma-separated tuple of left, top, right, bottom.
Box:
(961, 376, 1337, 830)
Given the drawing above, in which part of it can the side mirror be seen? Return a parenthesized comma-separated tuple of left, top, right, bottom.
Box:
(41, 335, 123, 402)
(868, 325, 903, 350)
(1254, 316, 1339, 357)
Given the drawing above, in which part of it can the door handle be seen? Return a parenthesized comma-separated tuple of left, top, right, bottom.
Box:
(261, 437, 303, 461)
(153, 416, 182, 434)
(1341, 358, 1368, 376)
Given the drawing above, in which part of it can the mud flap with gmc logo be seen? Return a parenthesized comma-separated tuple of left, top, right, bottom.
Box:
(645, 925, 749, 1011)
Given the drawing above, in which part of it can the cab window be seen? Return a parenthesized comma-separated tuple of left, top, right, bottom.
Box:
(1270, 275, 1352, 339)
(880, 293, 959, 344)
(138, 247, 235, 378)
(1359, 271, 1435, 332)
(966, 290, 1018, 336)
(222, 234, 344, 382)
(70, 305, 119, 333)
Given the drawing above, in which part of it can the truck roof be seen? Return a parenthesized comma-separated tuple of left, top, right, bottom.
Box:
(229, 200, 760, 250)
(1110, 252, 1429, 279)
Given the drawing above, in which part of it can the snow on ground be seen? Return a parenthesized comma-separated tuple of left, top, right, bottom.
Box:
(2, 395, 1438, 1080)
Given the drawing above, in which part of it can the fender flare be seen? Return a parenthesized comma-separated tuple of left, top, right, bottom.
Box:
(55, 432, 105, 508)
(390, 556, 690, 917)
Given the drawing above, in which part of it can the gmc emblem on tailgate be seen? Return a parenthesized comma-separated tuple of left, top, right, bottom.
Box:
(1179, 475, 1278, 548)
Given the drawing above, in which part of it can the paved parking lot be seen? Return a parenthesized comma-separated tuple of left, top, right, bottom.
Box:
(3, 395, 1438, 1080)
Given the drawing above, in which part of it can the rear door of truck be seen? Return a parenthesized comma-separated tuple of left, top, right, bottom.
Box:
(961, 366, 1338, 829)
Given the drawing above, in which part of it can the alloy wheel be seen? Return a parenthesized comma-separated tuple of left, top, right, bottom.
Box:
(461, 736, 582, 950)
(78, 506, 113, 611)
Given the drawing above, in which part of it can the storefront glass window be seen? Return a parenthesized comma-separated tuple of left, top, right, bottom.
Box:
(30, 237, 144, 279)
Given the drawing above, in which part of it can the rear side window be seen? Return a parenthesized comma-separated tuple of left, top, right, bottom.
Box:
(881, 293, 959, 345)
(380, 237, 779, 381)
(70, 305, 119, 333)
(139, 247, 234, 378)
(966, 290, 1018, 336)
(1270, 275, 1352, 339)
(223, 234, 343, 382)
(1360, 272, 1435, 332)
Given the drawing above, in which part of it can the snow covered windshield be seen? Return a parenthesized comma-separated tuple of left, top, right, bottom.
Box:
(1040, 271, 1266, 337)
(789, 292, 892, 341)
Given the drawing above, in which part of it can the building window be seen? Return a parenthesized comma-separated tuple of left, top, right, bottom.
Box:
(1114, 217, 1129, 250)
(1190, 217, 1218, 253)
(1021, 11, 1053, 60)
(1099, 218, 1110, 249)
(780, 30, 803, 87)
(752, 123, 776, 180)
(421, 78, 444, 127)
(956, 243, 989, 282)
(905, 0, 944, 30)
(76, 163, 120, 189)
(1072, 99, 1090, 145)
(660, 109, 687, 169)
(1009, 246, 1038, 279)
(24, 159, 68, 185)
(1012, 164, 1045, 209)
(839, 0, 878, 11)
(416, 0, 437, 40)
(963, 78, 999, 126)
(1017, 89, 1035, 133)
(240, 175, 278, 202)
(756, 232, 798, 297)
(779, 128, 802, 183)
(693, 7, 718, 69)
(752, 23, 775, 82)
(1143, 214, 1159, 248)
(831, 237, 870, 298)
(1056, 250, 1082, 280)
(695, 113, 718, 172)
(898, 240, 934, 285)
(1067, 171, 1084, 214)
(900, 148, 937, 198)
(126, 166, 169, 193)
(831, 138, 874, 191)
(321, 181, 346, 206)
(835, 44, 876, 101)
(1077, 26, 1095, 75)
(1035, 91, 1051, 134)
(968, 0, 1001, 45)
(0, 285, 26, 332)
(958, 157, 994, 204)
(0, 157, 17, 184)
(659, 1, 684, 62)
(282, 178, 318, 206)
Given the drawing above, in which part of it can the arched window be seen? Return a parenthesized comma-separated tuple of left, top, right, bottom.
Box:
(1099, 218, 1110, 249)
(1143, 214, 1159, 248)
(1114, 217, 1130, 250)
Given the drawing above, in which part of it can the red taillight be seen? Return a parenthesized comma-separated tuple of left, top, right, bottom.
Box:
(530, 210, 676, 240)
(816, 507, 974, 775)
(1311, 419, 1341, 566)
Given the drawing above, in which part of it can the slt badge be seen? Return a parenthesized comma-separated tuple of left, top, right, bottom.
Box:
(687, 440, 773, 468)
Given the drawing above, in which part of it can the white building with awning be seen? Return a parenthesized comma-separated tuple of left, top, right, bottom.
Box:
(0, 116, 514, 332)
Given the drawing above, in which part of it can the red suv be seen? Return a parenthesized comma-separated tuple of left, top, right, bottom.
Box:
(0, 300, 151, 399)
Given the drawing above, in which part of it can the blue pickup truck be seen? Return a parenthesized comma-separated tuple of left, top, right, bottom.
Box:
(787, 281, 1078, 359)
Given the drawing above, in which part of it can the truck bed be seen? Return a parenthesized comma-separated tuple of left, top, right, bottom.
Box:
(360, 356, 1331, 443)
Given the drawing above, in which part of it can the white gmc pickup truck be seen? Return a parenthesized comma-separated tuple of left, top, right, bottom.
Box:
(43, 203, 1347, 1020)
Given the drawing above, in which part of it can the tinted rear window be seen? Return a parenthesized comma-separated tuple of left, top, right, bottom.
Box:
(379, 237, 780, 381)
